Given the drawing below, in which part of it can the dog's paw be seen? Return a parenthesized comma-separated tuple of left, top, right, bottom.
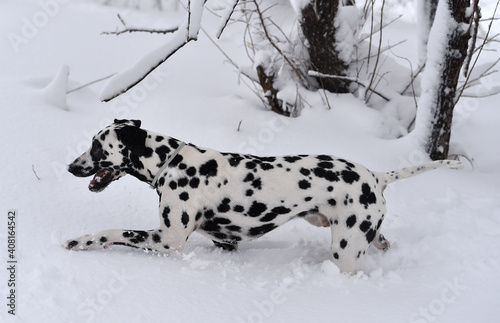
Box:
(63, 234, 95, 251)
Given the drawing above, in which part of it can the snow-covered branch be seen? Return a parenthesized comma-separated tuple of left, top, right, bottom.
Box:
(99, 0, 205, 102)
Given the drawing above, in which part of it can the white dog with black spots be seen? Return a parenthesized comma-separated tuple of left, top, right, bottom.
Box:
(65, 119, 463, 273)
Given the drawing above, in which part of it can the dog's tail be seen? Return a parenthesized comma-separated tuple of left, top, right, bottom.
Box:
(376, 160, 463, 186)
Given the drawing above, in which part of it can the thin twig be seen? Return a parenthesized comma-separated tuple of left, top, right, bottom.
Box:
(365, 0, 386, 102)
(401, 63, 425, 95)
(67, 73, 116, 94)
(309, 71, 390, 101)
(32, 165, 41, 180)
(102, 14, 178, 36)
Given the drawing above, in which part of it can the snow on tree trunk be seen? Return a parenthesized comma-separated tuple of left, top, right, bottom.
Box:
(300, 0, 354, 93)
(417, 0, 440, 65)
(413, 0, 472, 160)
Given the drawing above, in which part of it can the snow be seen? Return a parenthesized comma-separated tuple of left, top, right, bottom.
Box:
(1, 1, 500, 322)
(334, 5, 360, 64)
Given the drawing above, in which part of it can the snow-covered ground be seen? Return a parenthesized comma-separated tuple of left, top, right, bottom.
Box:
(1, 1, 500, 322)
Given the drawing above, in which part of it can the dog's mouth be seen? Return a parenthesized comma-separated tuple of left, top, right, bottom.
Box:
(88, 169, 114, 192)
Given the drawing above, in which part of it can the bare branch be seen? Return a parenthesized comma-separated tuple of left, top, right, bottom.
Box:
(216, 0, 240, 38)
(67, 73, 116, 94)
(102, 14, 178, 36)
(308, 71, 391, 101)
(365, 0, 386, 102)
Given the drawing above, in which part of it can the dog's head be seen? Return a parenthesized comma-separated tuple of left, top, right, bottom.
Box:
(68, 119, 151, 192)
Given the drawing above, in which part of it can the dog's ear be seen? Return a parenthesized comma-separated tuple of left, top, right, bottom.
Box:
(116, 125, 147, 156)
(114, 119, 141, 127)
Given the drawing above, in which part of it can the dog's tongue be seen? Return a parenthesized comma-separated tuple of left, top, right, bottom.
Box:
(89, 170, 110, 189)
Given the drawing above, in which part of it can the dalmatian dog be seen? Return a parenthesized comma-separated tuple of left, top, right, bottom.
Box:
(64, 119, 463, 273)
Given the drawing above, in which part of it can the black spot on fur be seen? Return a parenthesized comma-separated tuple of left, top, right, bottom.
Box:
(318, 161, 334, 169)
(169, 154, 183, 167)
(325, 171, 340, 182)
(300, 168, 311, 176)
(366, 229, 377, 243)
(341, 170, 360, 184)
(68, 240, 78, 248)
(251, 179, 262, 190)
(189, 177, 200, 189)
(360, 183, 377, 209)
(271, 206, 291, 214)
(248, 201, 267, 217)
(217, 198, 231, 213)
(260, 212, 278, 222)
(248, 223, 277, 237)
(260, 163, 274, 171)
(179, 192, 189, 201)
(246, 189, 254, 197)
(186, 167, 197, 177)
(162, 207, 171, 227)
(181, 212, 189, 227)
(199, 159, 218, 177)
(340, 239, 348, 249)
(155, 146, 171, 162)
(214, 217, 231, 225)
(246, 161, 257, 169)
(228, 155, 244, 167)
(359, 220, 371, 233)
(328, 199, 337, 206)
(298, 180, 311, 189)
(284, 156, 302, 163)
(168, 138, 180, 149)
(233, 205, 244, 212)
(178, 177, 189, 187)
(333, 252, 339, 260)
(152, 233, 161, 243)
(226, 225, 242, 232)
(317, 155, 333, 161)
(204, 209, 215, 219)
(201, 221, 220, 232)
(346, 215, 357, 228)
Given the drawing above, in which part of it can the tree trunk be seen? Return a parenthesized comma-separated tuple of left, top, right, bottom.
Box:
(300, 0, 352, 93)
(422, 0, 472, 160)
(256, 65, 291, 117)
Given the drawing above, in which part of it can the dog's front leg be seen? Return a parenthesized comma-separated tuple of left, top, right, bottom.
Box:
(64, 203, 201, 252)
(63, 229, 170, 252)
